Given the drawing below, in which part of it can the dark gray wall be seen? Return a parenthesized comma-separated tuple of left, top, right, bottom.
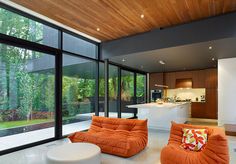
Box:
(101, 12, 236, 59)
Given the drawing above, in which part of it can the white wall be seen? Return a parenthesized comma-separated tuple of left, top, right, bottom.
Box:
(218, 58, 236, 126)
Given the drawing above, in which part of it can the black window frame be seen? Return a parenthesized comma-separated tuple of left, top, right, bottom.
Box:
(0, 34, 60, 155)
(102, 61, 147, 119)
(61, 52, 99, 137)
(0, 2, 147, 155)
(62, 32, 99, 59)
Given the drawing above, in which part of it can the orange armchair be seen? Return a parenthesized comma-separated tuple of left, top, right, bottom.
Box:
(69, 116, 148, 157)
(161, 122, 229, 164)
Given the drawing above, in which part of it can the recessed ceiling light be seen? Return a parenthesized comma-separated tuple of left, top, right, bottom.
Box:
(122, 58, 126, 62)
(140, 14, 144, 19)
(159, 60, 165, 65)
(212, 57, 215, 61)
(96, 27, 100, 31)
(209, 46, 212, 50)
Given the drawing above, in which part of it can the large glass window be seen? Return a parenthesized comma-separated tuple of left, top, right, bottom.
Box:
(0, 6, 147, 154)
(0, 43, 55, 151)
(62, 54, 96, 135)
(121, 70, 135, 118)
(136, 73, 146, 104)
(0, 8, 58, 48)
(109, 65, 118, 118)
(63, 33, 98, 59)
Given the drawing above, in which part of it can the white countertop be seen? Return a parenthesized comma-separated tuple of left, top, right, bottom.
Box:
(132, 102, 191, 130)
(127, 102, 190, 109)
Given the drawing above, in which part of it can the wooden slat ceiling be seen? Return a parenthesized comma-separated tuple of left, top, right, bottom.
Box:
(11, 0, 236, 42)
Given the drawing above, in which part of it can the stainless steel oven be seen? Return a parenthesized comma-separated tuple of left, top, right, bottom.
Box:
(150, 89, 162, 102)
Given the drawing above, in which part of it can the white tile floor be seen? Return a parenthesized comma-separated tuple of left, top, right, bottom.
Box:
(1, 129, 236, 164)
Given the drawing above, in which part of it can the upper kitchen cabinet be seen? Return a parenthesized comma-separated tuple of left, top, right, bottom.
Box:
(175, 71, 193, 79)
(164, 72, 175, 89)
(192, 70, 206, 88)
(175, 78, 193, 88)
(150, 68, 217, 89)
(149, 73, 164, 90)
(205, 68, 217, 89)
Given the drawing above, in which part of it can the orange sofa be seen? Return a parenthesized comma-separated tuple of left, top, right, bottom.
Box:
(69, 116, 148, 157)
(161, 122, 229, 164)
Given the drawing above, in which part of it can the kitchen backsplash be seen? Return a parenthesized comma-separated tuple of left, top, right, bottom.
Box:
(167, 88, 205, 102)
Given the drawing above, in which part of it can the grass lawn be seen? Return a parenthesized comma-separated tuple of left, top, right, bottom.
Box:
(0, 119, 54, 130)
(0, 116, 76, 130)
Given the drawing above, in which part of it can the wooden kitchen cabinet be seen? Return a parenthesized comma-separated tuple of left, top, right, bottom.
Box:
(149, 73, 164, 90)
(191, 68, 217, 119)
(205, 88, 218, 119)
(152, 68, 217, 90)
(164, 72, 175, 89)
(192, 70, 206, 88)
(191, 90, 217, 119)
(175, 71, 193, 79)
(191, 102, 206, 118)
(149, 68, 218, 119)
(205, 68, 217, 89)
(175, 78, 192, 88)
(204, 69, 218, 119)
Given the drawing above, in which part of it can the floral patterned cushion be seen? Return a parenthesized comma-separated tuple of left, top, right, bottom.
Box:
(181, 128, 208, 151)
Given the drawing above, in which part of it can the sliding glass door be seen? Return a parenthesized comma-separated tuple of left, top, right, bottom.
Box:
(109, 65, 119, 118)
(121, 70, 135, 118)
(98, 65, 147, 118)
(62, 54, 96, 135)
(0, 43, 55, 151)
(136, 73, 146, 104)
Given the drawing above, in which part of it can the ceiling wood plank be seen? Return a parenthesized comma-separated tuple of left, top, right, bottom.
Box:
(11, 0, 236, 41)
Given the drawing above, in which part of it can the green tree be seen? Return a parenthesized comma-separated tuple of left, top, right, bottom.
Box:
(44, 75, 55, 113)
(136, 75, 145, 97)
(0, 7, 45, 121)
(63, 77, 79, 116)
(17, 71, 34, 120)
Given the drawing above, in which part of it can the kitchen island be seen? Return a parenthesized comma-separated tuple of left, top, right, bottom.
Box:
(127, 102, 190, 130)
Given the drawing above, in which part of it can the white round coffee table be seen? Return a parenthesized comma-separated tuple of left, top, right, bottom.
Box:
(46, 143, 101, 164)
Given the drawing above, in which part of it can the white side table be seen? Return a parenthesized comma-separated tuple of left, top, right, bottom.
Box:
(46, 143, 101, 164)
